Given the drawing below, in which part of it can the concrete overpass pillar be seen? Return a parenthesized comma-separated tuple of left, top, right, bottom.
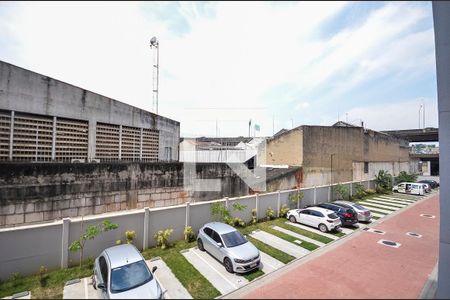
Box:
(433, 2, 450, 297)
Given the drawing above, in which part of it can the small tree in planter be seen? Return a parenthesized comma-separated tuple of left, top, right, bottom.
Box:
(154, 228, 173, 250)
(334, 184, 350, 200)
(289, 190, 304, 208)
(279, 204, 290, 218)
(184, 226, 196, 242)
(69, 219, 119, 267)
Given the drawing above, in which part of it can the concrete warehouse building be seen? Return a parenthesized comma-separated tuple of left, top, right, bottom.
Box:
(0, 60, 179, 163)
(262, 121, 418, 187)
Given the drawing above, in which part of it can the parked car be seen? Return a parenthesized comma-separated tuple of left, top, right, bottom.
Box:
(286, 207, 341, 233)
(92, 244, 163, 299)
(333, 201, 372, 222)
(315, 203, 358, 227)
(392, 182, 425, 195)
(197, 222, 260, 274)
(418, 179, 439, 189)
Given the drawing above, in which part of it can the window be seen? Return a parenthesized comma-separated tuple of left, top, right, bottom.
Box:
(364, 162, 369, 174)
(211, 231, 222, 244)
(221, 231, 247, 248)
(99, 256, 109, 285)
(300, 210, 310, 215)
(110, 260, 152, 293)
(311, 211, 324, 217)
(203, 227, 213, 237)
(327, 213, 339, 219)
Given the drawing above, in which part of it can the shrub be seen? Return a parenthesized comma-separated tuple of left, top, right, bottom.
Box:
(279, 204, 290, 218)
(365, 188, 376, 195)
(334, 184, 350, 200)
(232, 217, 246, 227)
(184, 226, 196, 242)
(87, 257, 95, 269)
(10, 272, 22, 287)
(69, 219, 119, 267)
(352, 183, 367, 200)
(154, 228, 173, 250)
(211, 202, 230, 222)
(39, 266, 48, 287)
(376, 186, 390, 194)
(375, 170, 393, 190)
(395, 171, 418, 184)
(125, 230, 136, 244)
(251, 208, 257, 224)
(289, 190, 304, 208)
(266, 207, 275, 221)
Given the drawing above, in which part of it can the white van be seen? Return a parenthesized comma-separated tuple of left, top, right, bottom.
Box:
(392, 182, 425, 196)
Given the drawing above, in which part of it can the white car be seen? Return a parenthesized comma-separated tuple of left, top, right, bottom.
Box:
(286, 207, 341, 233)
(392, 182, 425, 195)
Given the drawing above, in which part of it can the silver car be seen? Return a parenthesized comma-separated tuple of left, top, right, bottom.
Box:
(197, 222, 260, 273)
(92, 244, 163, 299)
(333, 201, 372, 222)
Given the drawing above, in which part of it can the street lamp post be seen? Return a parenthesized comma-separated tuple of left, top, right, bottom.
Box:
(150, 36, 160, 115)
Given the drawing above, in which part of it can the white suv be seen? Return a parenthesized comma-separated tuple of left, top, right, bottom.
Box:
(287, 207, 341, 233)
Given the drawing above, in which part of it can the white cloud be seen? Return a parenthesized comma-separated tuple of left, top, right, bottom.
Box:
(0, 1, 436, 137)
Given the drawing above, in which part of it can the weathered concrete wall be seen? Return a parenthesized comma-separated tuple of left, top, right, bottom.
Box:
(267, 125, 412, 187)
(264, 128, 303, 166)
(0, 60, 180, 161)
(0, 162, 249, 227)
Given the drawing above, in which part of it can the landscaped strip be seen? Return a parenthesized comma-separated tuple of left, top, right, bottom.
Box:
(0, 264, 92, 299)
(142, 241, 220, 299)
(271, 219, 334, 244)
(246, 236, 295, 264)
(242, 269, 264, 281)
(261, 227, 319, 251)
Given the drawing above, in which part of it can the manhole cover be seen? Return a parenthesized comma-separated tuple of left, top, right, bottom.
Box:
(363, 228, 369, 231)
(374, 230, 384, 234)
(364, 228, 386, 235)
(377, 239, 401, 248)
(406, 232, 423, 238)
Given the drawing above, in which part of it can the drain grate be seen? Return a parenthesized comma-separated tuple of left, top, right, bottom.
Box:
(363, 228, 386, 235)
(378, 239, 401, 248)
(406, 232, 423, 238)
(420, 214, 435, 219)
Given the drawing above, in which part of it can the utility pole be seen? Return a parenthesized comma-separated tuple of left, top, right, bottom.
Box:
(423, 103, 426, 129)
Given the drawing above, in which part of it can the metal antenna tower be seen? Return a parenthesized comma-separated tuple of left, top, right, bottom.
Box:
(150, 36, 159, 115)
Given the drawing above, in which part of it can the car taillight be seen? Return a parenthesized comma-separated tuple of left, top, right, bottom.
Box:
(343, 213, 352, 217)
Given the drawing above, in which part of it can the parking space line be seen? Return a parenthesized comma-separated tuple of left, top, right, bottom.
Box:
(358, 202, 399, 212)
(84, 278, 88, 299)
(377, 196, 416, 203)
(357, 204, 394, 215)
(338, 227, 354, 235)
(370, 212, 386, 218)
(363, 199, 405, 208)
(372, 197, 412, 205)
(285, 222, 340, 240)
(271, 226, 325, 247)
(250, 230, 310, 258)
(259, 251, 284, 274)
(146, 258, 192, 299)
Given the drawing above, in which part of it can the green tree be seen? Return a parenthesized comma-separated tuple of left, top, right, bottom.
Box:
(69, 219, 119, 267)
(395, 171, 418, 184)
(289, 190, 304, 208)
(374, 170, 393, 192)
(334, 184, 350, 200)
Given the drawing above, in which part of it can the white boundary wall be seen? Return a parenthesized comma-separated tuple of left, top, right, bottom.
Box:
(0, 179, 374, 280)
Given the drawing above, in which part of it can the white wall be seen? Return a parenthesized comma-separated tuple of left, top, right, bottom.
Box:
(0, 179, 374, 280)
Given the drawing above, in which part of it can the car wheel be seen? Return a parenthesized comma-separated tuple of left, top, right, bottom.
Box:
(319, 223, 328, 233)
(224, 257, 234, 273)
(289, 215, 296, 223)
(393, 189, 398, 192)
(197, 238, 205, 251)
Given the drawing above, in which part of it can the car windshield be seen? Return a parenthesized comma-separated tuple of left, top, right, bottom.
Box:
(328, 213, 339, 219)
(221, 230, 248, 248)
(110, 260, 153, 293)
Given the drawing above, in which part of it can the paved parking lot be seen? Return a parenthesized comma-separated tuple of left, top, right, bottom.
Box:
(224, 191, 439, 299)
(61, 190, 437, 299)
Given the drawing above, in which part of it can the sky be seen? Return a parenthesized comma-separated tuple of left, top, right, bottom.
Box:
(0, 1, 438, 137)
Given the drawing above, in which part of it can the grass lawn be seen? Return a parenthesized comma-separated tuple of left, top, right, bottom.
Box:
(246, 236, 295, 264)
(242, 269, 264, 281)
(270, 219, 334, 244)
(0, 263, 93, 299)
(142, 241, 220, 299)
